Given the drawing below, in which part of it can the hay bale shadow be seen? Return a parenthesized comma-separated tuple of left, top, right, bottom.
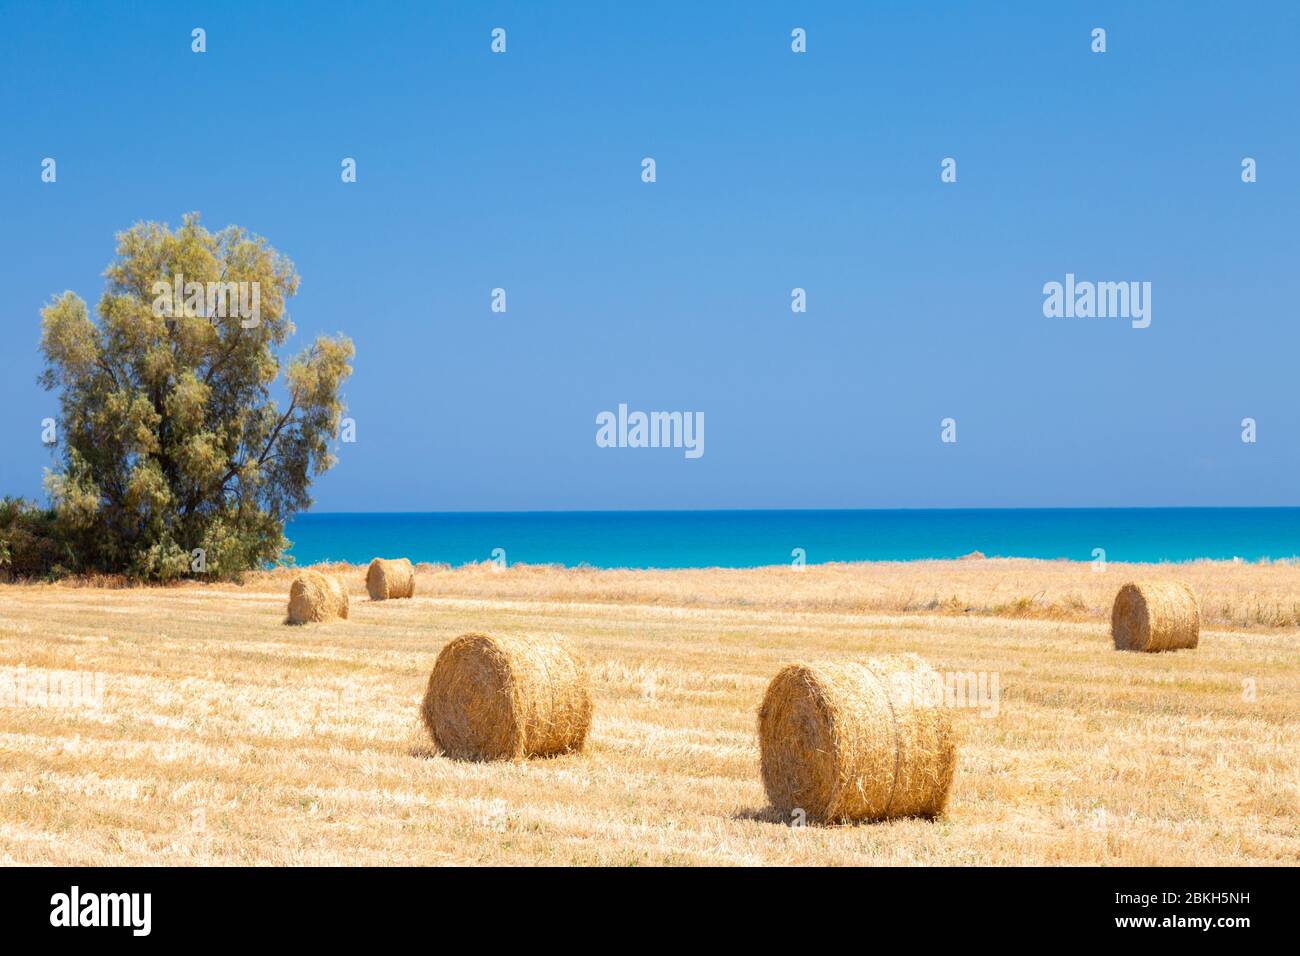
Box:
(732, 804, 944, 828)
(408, 744, 584, 764)
(732, 805, 791, 825)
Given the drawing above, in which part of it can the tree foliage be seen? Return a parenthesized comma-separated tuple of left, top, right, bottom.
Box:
(39, 214, 354, 580)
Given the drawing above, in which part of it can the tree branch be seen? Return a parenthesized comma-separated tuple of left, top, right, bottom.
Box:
(96, 358, 121, 390)
(203, 327, 244, 386)
(217, 395, 298, 492)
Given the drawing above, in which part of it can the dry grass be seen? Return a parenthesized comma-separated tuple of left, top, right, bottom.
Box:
(0, 558, 1296, 865)
(275, 556, 1300, 630)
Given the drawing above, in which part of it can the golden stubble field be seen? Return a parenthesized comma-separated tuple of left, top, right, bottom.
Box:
(0, 558, 1296, 866)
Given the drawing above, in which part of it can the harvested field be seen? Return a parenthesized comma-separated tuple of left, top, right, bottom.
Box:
(0, 559, 1295, 865)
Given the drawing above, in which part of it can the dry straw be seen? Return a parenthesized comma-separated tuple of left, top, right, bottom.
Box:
(1111, 581, 1199, 652)
(286, 570, 349, 624)
(366, 557, 415, 600)
(421, 632, 592, 761)
(758, 653, 956, 824)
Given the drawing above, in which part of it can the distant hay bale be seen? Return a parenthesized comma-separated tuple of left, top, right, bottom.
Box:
(758, 653, 956, 824)
(420, 632, 592, 761)
(1111, 581, 1199, 652)
(286, 570, 349, 624)
(366, 557, 415, 600)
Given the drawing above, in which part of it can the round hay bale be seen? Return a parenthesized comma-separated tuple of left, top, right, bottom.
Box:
(286, 570, 349, 624)
(420, 632, 592, 761)
(757, 653, 956, 824)
(366, 557, 415, 600)
(1111, 581, 1199, 652)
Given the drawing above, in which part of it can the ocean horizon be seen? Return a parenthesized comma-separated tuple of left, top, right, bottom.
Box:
(284, 507, 1300, 569)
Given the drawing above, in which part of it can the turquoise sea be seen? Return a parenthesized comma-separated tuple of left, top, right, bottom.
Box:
(284, 508, 1300, 569)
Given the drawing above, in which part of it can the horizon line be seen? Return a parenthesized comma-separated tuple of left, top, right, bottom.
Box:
(292, 505, 1300, 516)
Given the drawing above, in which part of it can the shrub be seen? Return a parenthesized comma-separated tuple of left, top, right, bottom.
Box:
(0, 497, 68, 581)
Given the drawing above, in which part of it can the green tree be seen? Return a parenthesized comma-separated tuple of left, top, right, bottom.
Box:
(39, 214, 354, 580)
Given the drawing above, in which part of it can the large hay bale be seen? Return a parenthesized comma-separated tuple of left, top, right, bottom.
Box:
(286, 570, 349, 624)
(420, 632, 592, 761)
(1111, 581, 1199, 652)
(758, 653, 956, 824)
(366, 557, 415, 600)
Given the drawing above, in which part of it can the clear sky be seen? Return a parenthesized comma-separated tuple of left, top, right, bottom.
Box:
(1, 1, 1297, 511)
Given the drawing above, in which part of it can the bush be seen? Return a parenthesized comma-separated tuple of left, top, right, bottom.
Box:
(0, 498, 68, 581)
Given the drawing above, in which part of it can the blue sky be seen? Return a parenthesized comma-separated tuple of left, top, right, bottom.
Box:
(1, 1, 1297, 511)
